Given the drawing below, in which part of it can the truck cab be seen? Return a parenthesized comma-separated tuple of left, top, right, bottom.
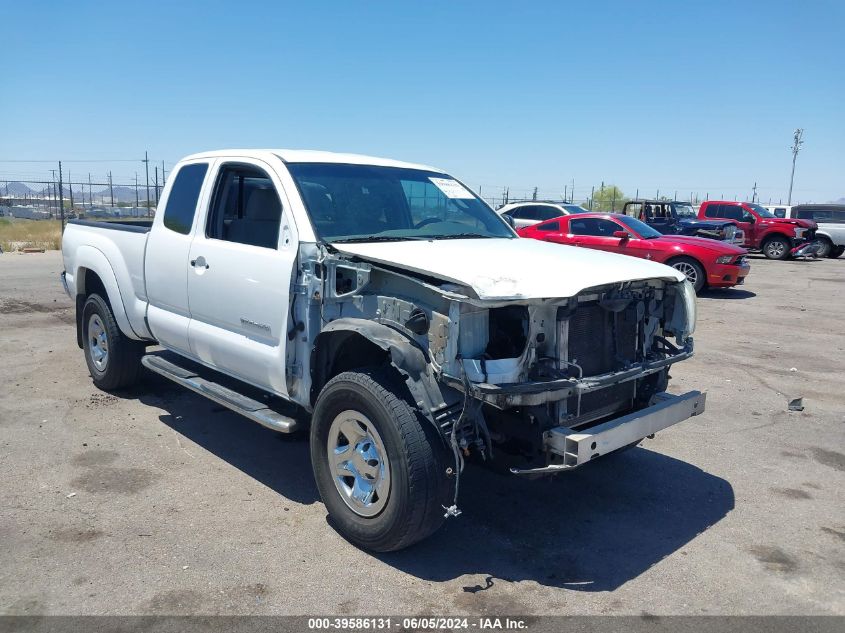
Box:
(698, 201, 819, 259)
(622, 200, 744, 245)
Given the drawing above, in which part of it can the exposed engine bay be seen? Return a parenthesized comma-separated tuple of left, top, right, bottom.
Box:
(289, 243, 699, 511)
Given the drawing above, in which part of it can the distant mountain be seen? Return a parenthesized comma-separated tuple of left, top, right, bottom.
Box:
(3, 181, 36, 196)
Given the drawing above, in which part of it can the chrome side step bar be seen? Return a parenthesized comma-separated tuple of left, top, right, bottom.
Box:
(141, 353, 300, 434)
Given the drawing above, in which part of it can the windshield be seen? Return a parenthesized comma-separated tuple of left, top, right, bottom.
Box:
(562, 204, 589, 214)
(286, 163, 514, 243)
(675, 204, 697, 218)
(746, 203, 776, 218)
(618, 215, 663, 239)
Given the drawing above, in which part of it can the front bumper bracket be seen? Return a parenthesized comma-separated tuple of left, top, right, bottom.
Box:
(510, 390, 706, 474)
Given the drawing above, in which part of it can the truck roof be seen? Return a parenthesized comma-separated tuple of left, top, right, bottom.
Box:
(179, 149, 444, 173)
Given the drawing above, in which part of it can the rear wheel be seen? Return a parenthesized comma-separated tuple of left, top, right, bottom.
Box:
(310, 369, 451, 552)
(830, 245, 845, 259)
(668, 256, 706, 293)
(82, 293, 143, 390)
(762, 235, 790, 260)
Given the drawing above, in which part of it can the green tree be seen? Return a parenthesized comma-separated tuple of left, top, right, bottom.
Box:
(589, 185, 628, 212)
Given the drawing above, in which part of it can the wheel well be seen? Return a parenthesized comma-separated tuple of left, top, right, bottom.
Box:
(75, 268, 109, 348)
(81, 268, 108, 301)
(311, 331, 390, 405)
(666, 254, 702, 269)
(762, 232, 789, 244)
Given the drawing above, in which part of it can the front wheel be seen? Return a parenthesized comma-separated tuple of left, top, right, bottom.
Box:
(763, 235, 790, 260)
(668, 256, 706, 293)
(310, 369, 451, 552)
(814, 238, 832, 258)
(82, 293, 143, 390)
(829, 245, 845, 259)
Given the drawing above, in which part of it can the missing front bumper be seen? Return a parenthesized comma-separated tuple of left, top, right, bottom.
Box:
(510, 390, 706, 474)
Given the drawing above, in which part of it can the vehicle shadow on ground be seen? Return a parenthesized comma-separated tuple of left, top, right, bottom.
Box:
(120, 372, 733, 592)
(699, 288, 756, 300)
(377, 448, 734, 592)
(126, 371, 319, 506)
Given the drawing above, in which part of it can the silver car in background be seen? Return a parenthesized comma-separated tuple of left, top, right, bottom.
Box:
(778, 204, 845, 258)
(497, 201, 590, 229)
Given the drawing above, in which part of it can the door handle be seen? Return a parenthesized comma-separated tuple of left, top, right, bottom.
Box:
(190, 256, 209, 269)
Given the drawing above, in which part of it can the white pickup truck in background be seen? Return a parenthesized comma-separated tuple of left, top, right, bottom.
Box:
(61, 149, 704, 551)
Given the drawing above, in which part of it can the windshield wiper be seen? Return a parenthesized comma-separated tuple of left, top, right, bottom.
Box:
(430, 233, 493, 240)
(330, 235, 429, 244)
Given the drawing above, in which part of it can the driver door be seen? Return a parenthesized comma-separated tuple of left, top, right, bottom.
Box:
(186, 158, 297, 396)
(568, 217, 626, 253)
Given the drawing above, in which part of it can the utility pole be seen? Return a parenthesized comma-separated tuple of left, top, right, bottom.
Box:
(108, 171, 114, 207)
(532, 186, 538, 201)
(58, 161, 65, 231)
(154, 166, 160, 206)
(68, 171, 74, 211)
(135, 173, 140, 209)
(144, 150, 151, 217)
(161, 160, 166, 186)
(751, 182, 758, 203)
(88, 173, 93, 209)
(50, 169, 57, 215)
(787, 128, 803, 205)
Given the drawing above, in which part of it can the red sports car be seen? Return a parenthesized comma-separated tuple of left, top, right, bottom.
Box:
(518, 213, 750, 292)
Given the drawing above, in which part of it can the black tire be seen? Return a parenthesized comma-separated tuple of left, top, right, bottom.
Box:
(310, 369, 451, 552)
(667, 256, 706, 293)
(81, 293, 143, 390)
(830, 245, 845, 259)
(814, 237, 832, 258)
(762, 235, 791, 260)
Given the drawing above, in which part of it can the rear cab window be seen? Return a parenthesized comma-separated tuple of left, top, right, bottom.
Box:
(162, 163, 209, 234)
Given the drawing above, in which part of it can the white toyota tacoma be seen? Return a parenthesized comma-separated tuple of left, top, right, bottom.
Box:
(61, 149, 704, 551)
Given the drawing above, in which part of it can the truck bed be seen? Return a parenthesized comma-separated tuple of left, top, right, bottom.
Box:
(61, 218, 153, 340)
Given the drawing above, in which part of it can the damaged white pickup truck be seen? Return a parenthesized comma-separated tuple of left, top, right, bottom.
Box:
(61, 149, 704, 551)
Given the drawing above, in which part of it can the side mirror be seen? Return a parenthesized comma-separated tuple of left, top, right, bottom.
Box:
(743, 214, 755, 223)
(613, 230, 631, 239)
(502, 214, 516, 229)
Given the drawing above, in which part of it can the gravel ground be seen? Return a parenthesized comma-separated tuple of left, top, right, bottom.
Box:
(0, 251, 843, 616)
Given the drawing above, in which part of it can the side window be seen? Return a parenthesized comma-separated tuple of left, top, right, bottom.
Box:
(703, 204, 720, 218)
(536, 220, 560, 232)
(514, 205, 537, 220)
(537, 206, 563, 221)
(507, 206, 529, 220)
(774, 207, 787, 218)
(207, 164, 282, 249)
(721, 205, 744, 221)
(625, 203, 643, 218)
(162, 163, 208, 235)
(569, 218, 619, 236)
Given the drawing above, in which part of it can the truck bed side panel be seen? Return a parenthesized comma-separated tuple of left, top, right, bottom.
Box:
(61, 222, 153, 340)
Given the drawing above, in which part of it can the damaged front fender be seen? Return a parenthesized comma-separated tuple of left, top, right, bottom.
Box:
(311, 318, 452, 422)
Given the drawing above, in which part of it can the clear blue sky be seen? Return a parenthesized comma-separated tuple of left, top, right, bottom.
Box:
(3, 0, 843, 203)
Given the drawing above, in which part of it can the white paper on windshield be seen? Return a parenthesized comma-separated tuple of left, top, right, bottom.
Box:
(429, 177, 475, 199)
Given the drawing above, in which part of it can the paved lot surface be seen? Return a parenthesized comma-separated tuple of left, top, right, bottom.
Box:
(1, 251, 843, 616)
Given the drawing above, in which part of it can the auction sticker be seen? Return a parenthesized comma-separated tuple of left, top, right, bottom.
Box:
(429, 177, 475, 199)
